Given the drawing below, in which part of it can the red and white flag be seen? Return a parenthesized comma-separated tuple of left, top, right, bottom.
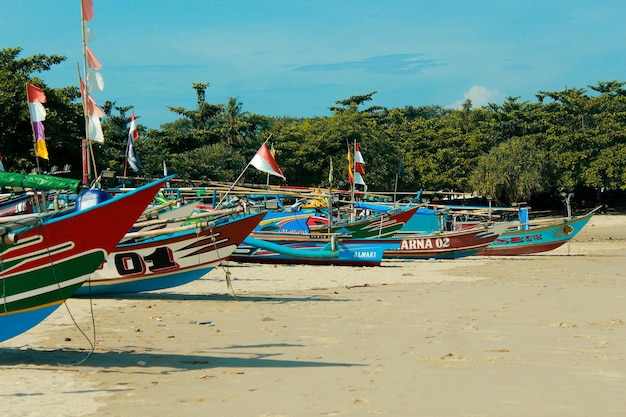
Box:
(128, 111, 139, 141)
(79, 77, 105, 143)
(353, 142, 366, 186)
(250, 143, 285, 181)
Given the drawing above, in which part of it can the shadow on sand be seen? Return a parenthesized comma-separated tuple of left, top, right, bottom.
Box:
(0, 344, 362, 371)
(74, 291, 350, 303)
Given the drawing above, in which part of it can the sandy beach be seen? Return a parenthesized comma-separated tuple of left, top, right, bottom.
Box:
(1, 213, 625, 417)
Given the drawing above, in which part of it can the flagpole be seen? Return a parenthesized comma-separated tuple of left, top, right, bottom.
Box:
(25, 84, 42, 173)
(393, 172, 399, 205)
(214, 160, 252, 209)
(328, 157, 333, 235)
(351, 139, 357, 222)
(123, 138, 129, 177)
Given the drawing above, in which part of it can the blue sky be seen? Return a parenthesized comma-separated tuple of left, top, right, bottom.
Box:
(3, 1, 625, 129)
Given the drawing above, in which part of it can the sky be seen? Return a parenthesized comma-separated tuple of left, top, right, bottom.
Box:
(3, 0, 626, 129)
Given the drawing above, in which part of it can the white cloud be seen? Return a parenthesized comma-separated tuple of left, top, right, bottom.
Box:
(449, 85, 504, 109)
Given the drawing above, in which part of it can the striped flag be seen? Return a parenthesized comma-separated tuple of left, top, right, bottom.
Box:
(26, 83, 49, 160)
(353, 142, 366, 186)
(79, 77, 105, 142)
(126, 112, 142, 175)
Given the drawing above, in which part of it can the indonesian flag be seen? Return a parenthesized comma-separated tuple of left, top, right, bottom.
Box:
(87, 95, 105, 143)
(26, 83, 49, 160)
(80, 77, 105, 142)
(250, 143, 285, 181)
(85, 46, 104, 92)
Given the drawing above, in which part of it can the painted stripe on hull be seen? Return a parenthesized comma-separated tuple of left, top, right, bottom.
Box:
(3, 275, 89, 305)
(479, 213, 593, 256)
(2, 250, 104, 298)
(229, 255, 382, 267)
(480, 241, 566, 256)
(384, 248, 485, 259)
(77, 267, 215, 295)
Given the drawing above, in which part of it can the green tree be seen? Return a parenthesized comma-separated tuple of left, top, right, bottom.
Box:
(470, 137, 550, 204)
(0, 47, 82, 173)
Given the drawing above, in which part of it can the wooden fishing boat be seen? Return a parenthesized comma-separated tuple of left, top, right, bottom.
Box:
(0, 177, 168, 342)
(75, 211, 265, 295)
(229, 232, 400, 267)
(361, 199, 598, 256)
(383, 224, 501, 259)
(478, 209, 598, 256)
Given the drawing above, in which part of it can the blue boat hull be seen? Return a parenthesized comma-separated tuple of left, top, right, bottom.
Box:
(0, 303, 60, 342)
(230, 237, 398, 266)
(76, 267, 215, 296)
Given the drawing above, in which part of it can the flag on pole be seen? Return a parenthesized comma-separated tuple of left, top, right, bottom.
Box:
(85, 46, 104, 92)
(353, 142, 366, 187)
(86, 94, 105, 143)
(250, 143, 285, 181)
(126, 112, 142, 175)
(86, 68, 104, 92)
(83, 21, 95, 42)
(26, 83, 49, 160)
(329, 157, 333, 184)
(347, 141, 366, 187)
(79, 77, 105, 142)
(85, 46, 102, 69)
(163, 161, 170, 188)
(126, 137, 142, 175)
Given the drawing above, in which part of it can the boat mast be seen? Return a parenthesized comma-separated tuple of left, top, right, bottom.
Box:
(79, 0, 94, 184)
(350, 139, 357, 222)
(328, 157, 333, 235)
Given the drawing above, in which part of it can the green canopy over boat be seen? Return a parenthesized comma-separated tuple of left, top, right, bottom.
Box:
(0, 172, 82, 193)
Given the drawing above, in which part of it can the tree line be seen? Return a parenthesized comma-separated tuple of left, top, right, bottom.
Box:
(2, 47, 625, 207)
